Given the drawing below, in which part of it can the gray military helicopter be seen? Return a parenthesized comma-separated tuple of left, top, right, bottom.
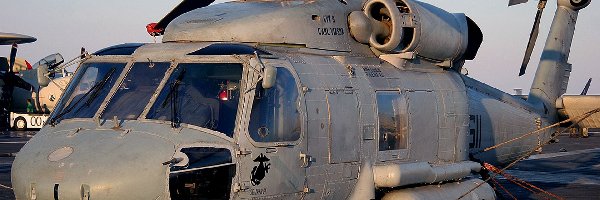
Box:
(10, 0, 598, 199)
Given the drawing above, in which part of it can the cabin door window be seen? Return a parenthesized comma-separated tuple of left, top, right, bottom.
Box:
(248, 67, 301, 143)
(376, 91, 409, 160)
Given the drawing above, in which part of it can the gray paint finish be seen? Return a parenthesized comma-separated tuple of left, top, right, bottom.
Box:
(10, 0, 595, 199)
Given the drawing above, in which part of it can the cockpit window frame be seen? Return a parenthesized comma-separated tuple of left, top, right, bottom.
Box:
(100, 62, 174, 120)
(93, 56, 244, 121)
(135, 56, 251, 138)
(50, 57, 134, 123)
(144, 62, 244, 135)
(138, 61, 180, 120)
(93, 58, 140, 120)
(52, 53, 252, 140)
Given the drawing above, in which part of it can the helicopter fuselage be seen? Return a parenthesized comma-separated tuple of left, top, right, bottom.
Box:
(11, 41, 546, 199)
(11, 0, 586, 199)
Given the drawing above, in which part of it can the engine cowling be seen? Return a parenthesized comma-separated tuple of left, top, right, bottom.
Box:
(349, 0, 483, 62)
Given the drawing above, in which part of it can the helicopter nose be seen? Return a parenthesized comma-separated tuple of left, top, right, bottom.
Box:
(11, 128, 175, 200)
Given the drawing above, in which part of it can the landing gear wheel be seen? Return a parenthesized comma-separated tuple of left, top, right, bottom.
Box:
(13, 117, 27, 131)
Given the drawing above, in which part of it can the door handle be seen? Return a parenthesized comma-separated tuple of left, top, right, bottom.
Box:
(300, 153, 312, 168)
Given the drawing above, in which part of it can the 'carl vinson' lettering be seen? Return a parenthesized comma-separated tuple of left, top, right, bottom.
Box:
(317, 27, 344, 36)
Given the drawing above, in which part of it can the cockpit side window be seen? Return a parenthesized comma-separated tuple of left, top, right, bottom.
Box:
(102, 62, 170, 120)
(169, 147, 235, 199)
(147, 63, 243, 137)
(376, 92, 409, 151)
(53, 63, 125, 120)
(249, 67, 301, 143)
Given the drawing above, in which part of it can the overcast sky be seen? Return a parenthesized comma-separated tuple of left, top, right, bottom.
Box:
(1, 0, 599, 94)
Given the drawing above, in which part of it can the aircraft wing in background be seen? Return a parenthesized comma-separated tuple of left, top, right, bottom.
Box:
(557, 95, 600, 128)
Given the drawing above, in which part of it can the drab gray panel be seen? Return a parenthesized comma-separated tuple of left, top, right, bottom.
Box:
(327, 92, 360, 163)
(407, 91, 439, 161)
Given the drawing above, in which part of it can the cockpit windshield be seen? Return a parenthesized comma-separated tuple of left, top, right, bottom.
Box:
(147, 63, 243, 137)
(53, 63, 125, 120)
(52, 61, 243, 138)
(102, 62, 171, 120)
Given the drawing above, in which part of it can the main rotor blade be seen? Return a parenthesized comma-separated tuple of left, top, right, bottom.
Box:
(154, 0, 216, 33)
(509, 0, 529, 6)
(581, 78, 592, 95)
(0, 33, 36, 45)
(9, 43, 17, 73)
(519, 0, 547, 76)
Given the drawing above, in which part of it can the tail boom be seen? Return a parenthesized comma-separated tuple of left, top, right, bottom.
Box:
(528, 0, 590, 121)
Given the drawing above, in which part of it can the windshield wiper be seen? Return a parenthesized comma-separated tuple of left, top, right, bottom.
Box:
(50, 68, 116, 124)
(165, 69, 185, 128)
(170, 80, 183, 128)
(84, 68, 116, 107)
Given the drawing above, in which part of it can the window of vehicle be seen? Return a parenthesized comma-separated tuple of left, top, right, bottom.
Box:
(249, 67, 301, 143)
(52, 63, 125, 120)
(147, 63, 243, 137)
(102, 62, 170, 120)
(169, 147, 235, 200)
(377, 91, 408, 151)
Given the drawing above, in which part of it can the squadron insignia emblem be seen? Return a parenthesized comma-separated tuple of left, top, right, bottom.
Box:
(251, 153, 271, 186)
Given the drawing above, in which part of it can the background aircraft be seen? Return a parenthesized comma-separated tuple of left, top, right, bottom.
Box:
(1, 33, 72, 130)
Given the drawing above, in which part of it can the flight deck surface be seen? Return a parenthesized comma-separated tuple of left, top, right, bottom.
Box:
(494, 132, 600, 200)
(0, 131, 599, 200)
